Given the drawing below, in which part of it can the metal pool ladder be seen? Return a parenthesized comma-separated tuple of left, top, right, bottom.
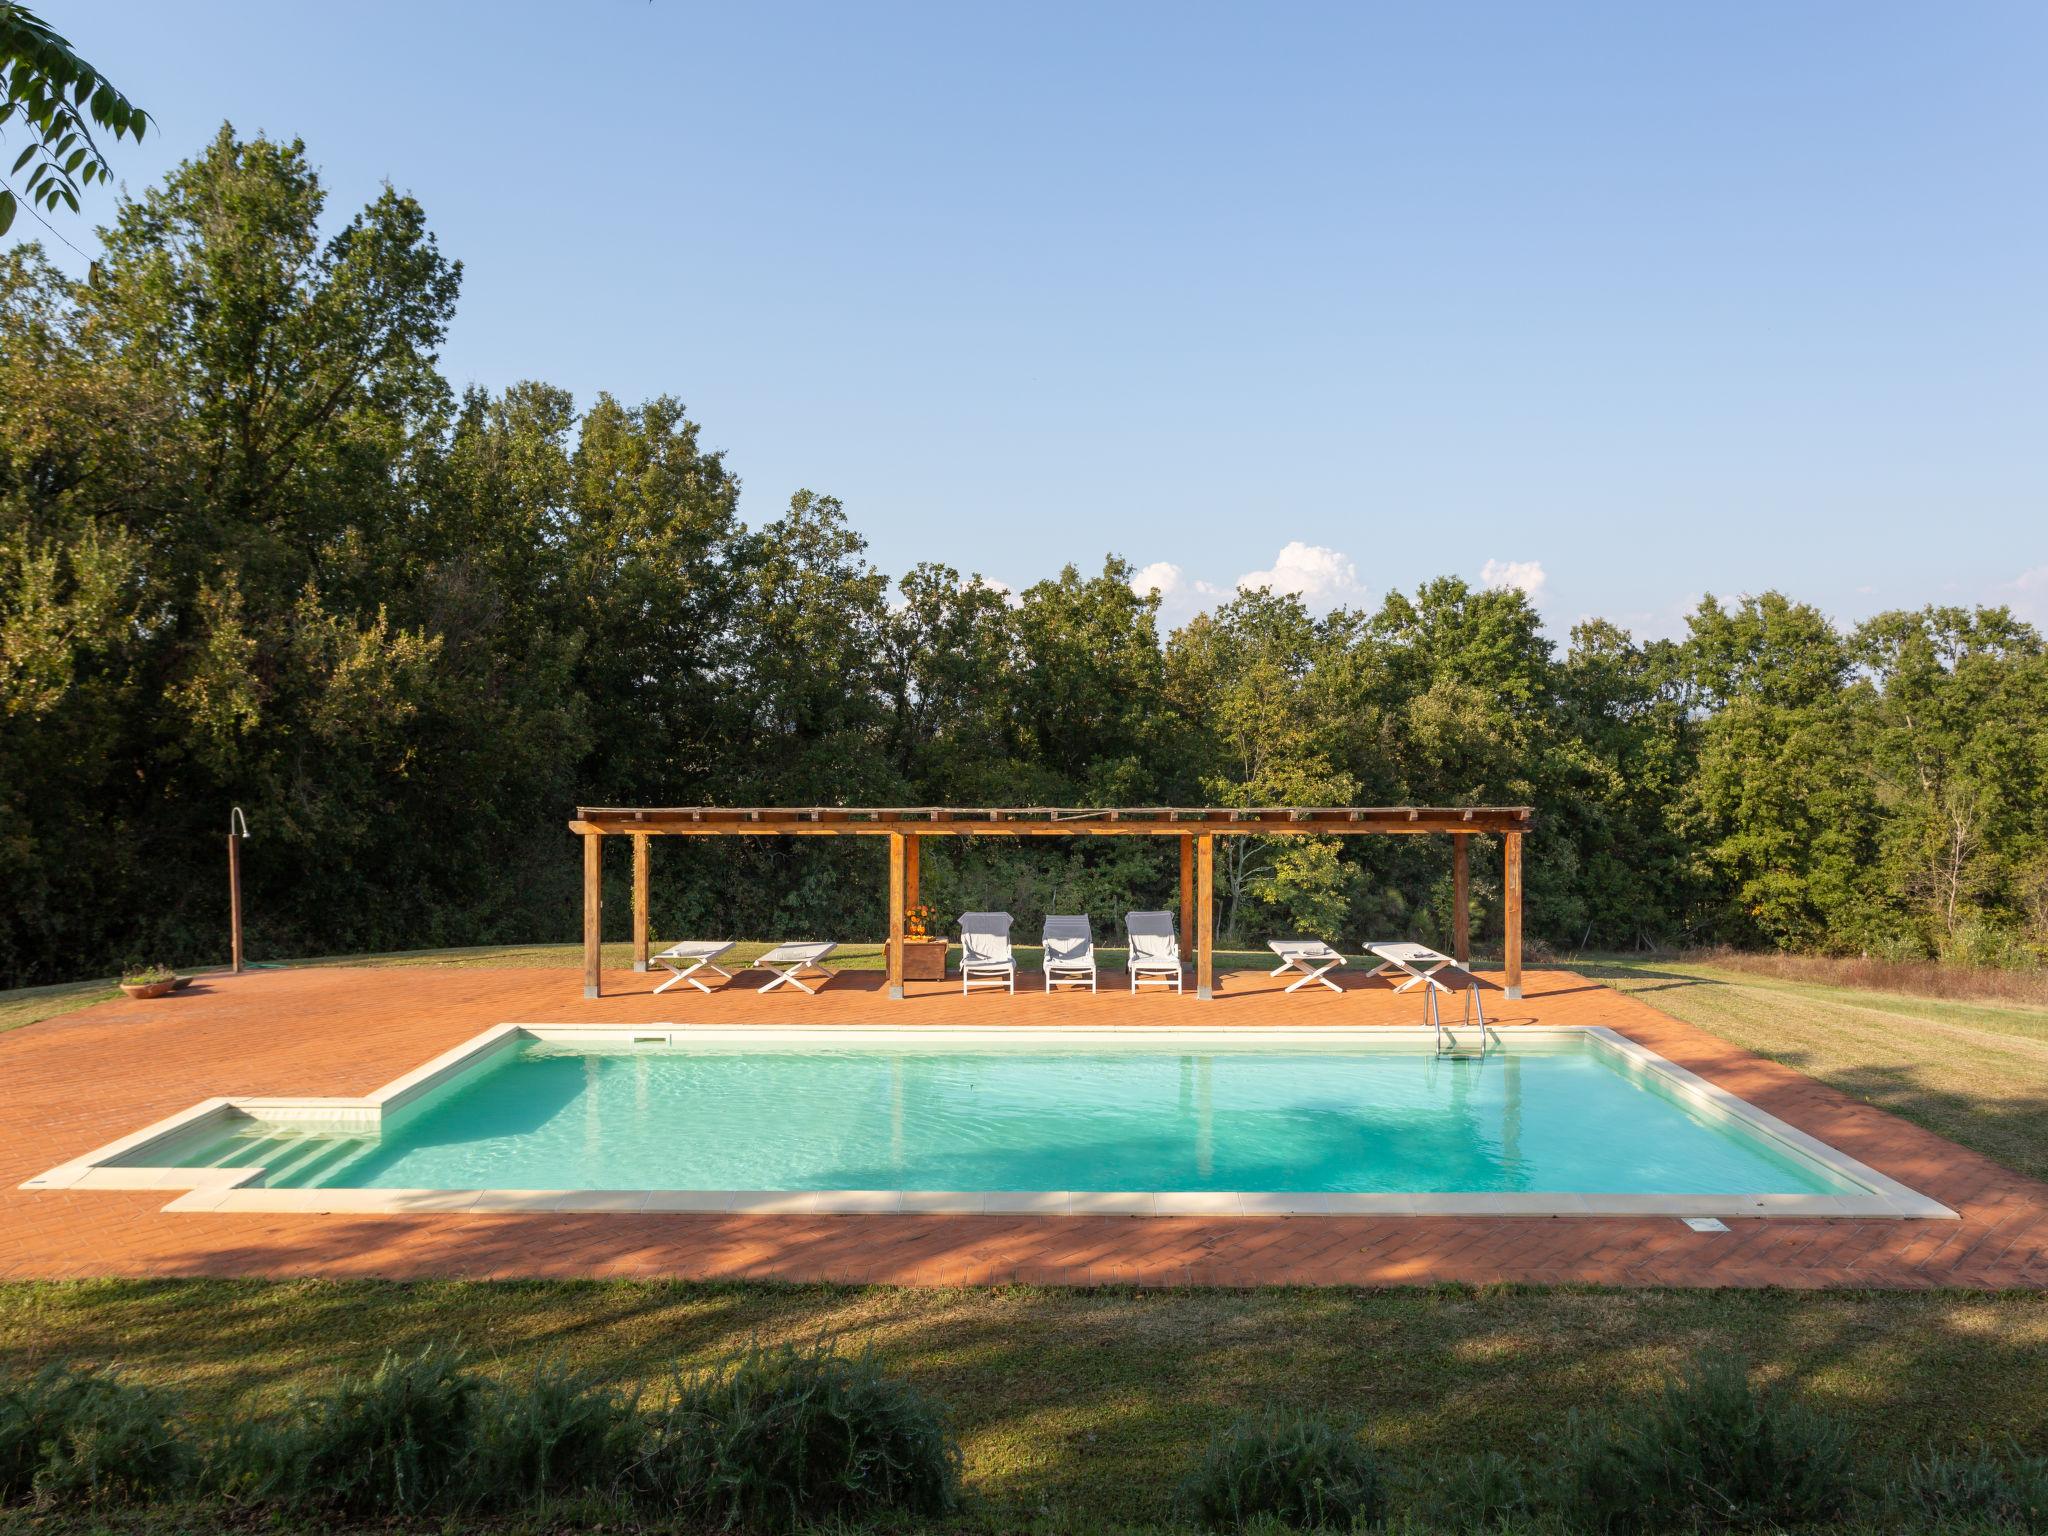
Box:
(1425, 974, 1492, 1058)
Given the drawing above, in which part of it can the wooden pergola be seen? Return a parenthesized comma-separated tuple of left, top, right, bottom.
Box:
(567, 806, 1534, 1002)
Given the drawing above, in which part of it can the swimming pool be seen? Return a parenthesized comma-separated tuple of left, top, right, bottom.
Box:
(27, 1026, 1952, 1219)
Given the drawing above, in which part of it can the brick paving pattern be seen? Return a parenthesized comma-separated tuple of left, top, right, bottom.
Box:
(2, 964, 2043, 1288)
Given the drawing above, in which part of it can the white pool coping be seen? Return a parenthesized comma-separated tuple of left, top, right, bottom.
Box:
(21, 1024, 1956, 1220)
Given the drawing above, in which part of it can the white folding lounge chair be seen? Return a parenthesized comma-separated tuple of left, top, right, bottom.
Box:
(1366, 941, 1458, 993)
(1123, 910, 1184, 992)
(1042, 915, 1097, 992)
(752, 941, 839, 994)
(650, 939, 738, 995)
(1267, 938, 1346, 993)
(958, 912, 1015, 994)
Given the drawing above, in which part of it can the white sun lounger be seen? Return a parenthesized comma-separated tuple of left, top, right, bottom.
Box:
(959, 912, 1015, 994)
(1366, 941, 1459, 993)
(650, 939, 738, 994)
(1123, 910, 1184, 992)
(1042, 915, 1097, 992)
(753, 941, 839, 994)
(1267, 938, 1346, 993)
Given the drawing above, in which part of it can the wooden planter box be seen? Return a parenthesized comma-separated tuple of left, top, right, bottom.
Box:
(896, 939, 948, 981)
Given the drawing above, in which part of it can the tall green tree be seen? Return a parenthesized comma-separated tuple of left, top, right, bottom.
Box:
(1167, 588, 1357, 940)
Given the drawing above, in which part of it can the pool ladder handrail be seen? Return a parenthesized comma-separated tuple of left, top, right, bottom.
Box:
(1425, 977, 1492, 1057)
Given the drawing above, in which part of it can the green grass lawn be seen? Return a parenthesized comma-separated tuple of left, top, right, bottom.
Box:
(1, 1279, 2044, 1529)
(0, 941, 1291, 1032)
(0, 975, 121, 1034)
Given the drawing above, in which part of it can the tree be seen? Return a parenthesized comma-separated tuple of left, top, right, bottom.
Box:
(1009, 558, 1173, 803)
(1, 2, 146, 235)
(1168, 588, 1358, 940)
(881, 563, 1020, 800)
(1680, 594, 1883, 950)
(1856, 606, 2048, 960)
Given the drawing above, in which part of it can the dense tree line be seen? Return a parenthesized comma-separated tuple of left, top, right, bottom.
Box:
(3, 128, 2046, 984)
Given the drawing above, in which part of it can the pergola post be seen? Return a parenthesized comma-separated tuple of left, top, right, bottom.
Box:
(582, 831, 603, 999)
(1196, 833, 1215, 1000)
(1503, 830, 1523, 999)
(1178, 834, 1195, 959)
(1451, 833, 1470, 967)
(904, 834, 920, 913)
(887, 830, 907, 1000)
(631, 833, 650, 972)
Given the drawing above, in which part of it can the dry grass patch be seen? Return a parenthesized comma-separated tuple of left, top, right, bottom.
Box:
(1687, 947, 2048, 1008)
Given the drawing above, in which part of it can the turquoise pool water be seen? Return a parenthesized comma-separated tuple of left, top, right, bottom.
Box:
(137, 1036, 1865, 1196)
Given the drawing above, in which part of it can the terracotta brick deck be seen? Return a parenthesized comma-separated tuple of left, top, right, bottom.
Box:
(3, 964, 2045, 1288)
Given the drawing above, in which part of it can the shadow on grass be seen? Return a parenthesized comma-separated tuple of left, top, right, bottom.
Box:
(1567, 960, 1736, 996)
(4, 1277, 2047, 1522)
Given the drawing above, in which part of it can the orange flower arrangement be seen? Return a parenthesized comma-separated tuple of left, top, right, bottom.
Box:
(905, 902, 938, 940)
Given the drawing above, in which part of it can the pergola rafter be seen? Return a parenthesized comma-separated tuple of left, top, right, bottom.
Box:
(568, 805, 1533, 1002)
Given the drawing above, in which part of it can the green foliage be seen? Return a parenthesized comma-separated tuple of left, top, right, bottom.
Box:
(1406, 1449, 1534, 1531)
(5, 119, 2048, 982)
(474, 1359, 644, 1507)
(0, 3, 145, 234)
(1895, 1444, 2048, 1530)
(640, 1339, 961, 1531)
(1178, 1407, 1388, 1531)
(116, 963, 171, 986)
(1542, 1353, 1855, 1532)
(226, 1341, 485, 1516)
(0, 1361, 195, 1507)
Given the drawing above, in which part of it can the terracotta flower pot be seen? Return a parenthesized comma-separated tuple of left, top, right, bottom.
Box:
(896, 939, 948, 981)
(120, 979, 177, 1000)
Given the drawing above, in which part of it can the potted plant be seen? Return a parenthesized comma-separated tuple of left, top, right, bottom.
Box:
(896, 903, 949, 981)
(119, 964, 180, 1000)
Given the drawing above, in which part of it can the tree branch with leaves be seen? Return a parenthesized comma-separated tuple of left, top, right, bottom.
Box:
(2, 1, 146, 236)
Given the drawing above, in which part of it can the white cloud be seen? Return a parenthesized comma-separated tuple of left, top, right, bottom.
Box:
(1234, 542, 1367, 610)
(1131, 541, 1369, 628)
(2003, 565, 2048, 624)
(1129, 561, 1189, 600)
(1130, 560, 1226, 627)
(1480, 558, 1548, 600)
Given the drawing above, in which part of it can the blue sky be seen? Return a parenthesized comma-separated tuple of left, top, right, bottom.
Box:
(27, 1, 2048, 636)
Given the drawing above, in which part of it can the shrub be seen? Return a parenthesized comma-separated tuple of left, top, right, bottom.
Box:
(1407, 1449, 1533, 1531)
(1544, 1353, 1854, 1532)
(0, 1361, 196, 1507)
(1896, 1444, 2048, 1530)
(1534, 1411, 1636, 1534)
(640, 1340, 960, 1531)
(474, 1359, 644, 1507)
(227, 1342, 486, 1515)
(1179, 1407, 1387, 1531)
